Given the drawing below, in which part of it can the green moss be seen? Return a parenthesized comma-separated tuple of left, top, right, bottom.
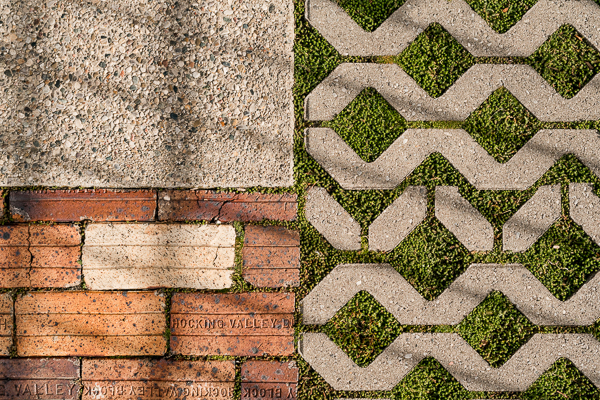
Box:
(334, 0, 406, 32)
(523, 359, 600, 400)
(396, 24, 475, 97)
(528, 25, 600, 99)
(323, 88, 407, 162)
(458, 292, 535, 367)
(465, 0, 538, 33)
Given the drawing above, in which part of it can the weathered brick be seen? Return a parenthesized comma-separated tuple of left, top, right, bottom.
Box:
(158, 190, 297, 222)
(0, 294, 13, 355)
(0, 225, 81, 288)
(241, 361, 298, 400)
(170, 293, 294, 356)
(16, 291, 166, 356)
(0, 359, 80, 399)
(243, 226, 300, 288)
(9, 189, 156, 222)
(83, 223, 235, 289)
(82, 359, 235, 400)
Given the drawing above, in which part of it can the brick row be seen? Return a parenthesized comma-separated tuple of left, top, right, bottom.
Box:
(0, 359, 297, 400)
(7, 190, 296, 222)
(0, 292, 294, 357)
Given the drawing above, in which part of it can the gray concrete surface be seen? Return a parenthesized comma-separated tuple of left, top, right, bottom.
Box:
(305, 187, 361, 251)
(301, 263, 600, 326)
(0, 0, 293, 187)
(299, 332, 600, 391)
(435, 186, 493, 252)
(306, 128, 600, 190)
(306, 0, 600, 57)
(368, 186, 426, 252)
(503, 185, 561, 252)
(570, 183, 600, 246)
(305, 64, 600, 122)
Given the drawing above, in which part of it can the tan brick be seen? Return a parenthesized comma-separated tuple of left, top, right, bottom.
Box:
(83, 223, 235, 289)
(82, 359, 235, 400)
(241, 361, 298, 400)
(171, 293, 294, 356)
(16, 291, 166, 356)
(9, 189, 156, 222)
(0, 225, 81, 288)
(158, 190, 297, 222)
(0, 293, 13, 355)
(243, 226, 300, 288)
(0, 358, 80, 399)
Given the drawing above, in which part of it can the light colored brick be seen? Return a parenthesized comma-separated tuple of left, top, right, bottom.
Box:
(16, 291, 166, 356)
(83, 223, 235, 289)
(170, 293, 294, 356)
(82, 359, 235, 400)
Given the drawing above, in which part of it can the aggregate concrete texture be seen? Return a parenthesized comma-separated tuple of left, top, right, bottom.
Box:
(306, 128, 600, 190)
(368, 186, 426, 252)
(304, 187, 361, 251)
(305, 64, 600, 122)
(306, 0, 600, 57)
(570, 183, 600, 246)
(503, 185, 561, 252)
(435, 186, 493, 252)
(301, 264, 600, 326)
(299, 332, 600, 391)
(0, 0, 293, 187)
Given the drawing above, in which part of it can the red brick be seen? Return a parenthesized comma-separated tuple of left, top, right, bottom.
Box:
(0, 225, 81, 288)
(9, 189, 156, 222)
(243, 226, 300, 288)
(0, 293, 12, 355)
(16, 291, 166, 356)
(82, 359, 235, 400)
(0, 359, 80, 399)
(241, 361, 298, 400)
(170, 293, 294, 356)
(158, 190, 297, 222)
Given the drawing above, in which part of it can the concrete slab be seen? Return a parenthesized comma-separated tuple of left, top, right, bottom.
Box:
(570, 183, 600, 246)
(0, 0, 293, 187)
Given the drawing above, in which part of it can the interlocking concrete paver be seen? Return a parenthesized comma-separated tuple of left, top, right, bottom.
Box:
(159, 191, 297, 222)
(0, 294, 13, 355)
(241, 361, 298, 400)
(82, 359, 235, 400)
(302, 264, 600, 326)
(9, 190, 156, 222)
(0, 359, 80, 399)
(369, 186, 427, 252)
(300, 332, 600, 391)
(243, 225, 300, 287)
(305, 187, 361, 250)
(83, 223, 235, 289)
(0, 0, 293, 188)
(435, 186, 493, 252)
(305, 64, 600, 122)
(16, 291, 166, 356)
(171, 293, 294, 356)
(570, 183, 600, 246)
(306, 0, 600, 56)
(306, 128, 600, 190)
(503, 185, 561, 252)
(0, 225, 81, 288)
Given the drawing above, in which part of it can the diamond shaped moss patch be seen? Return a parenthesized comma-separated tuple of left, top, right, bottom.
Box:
(458, 292, 535, 368)
(334, 0, 406, 32)
(323, 88, 407, 163)
(464, 88, 541, 163)
(396, 24, 475, 98)
(323, 291, 402, 367)
(465, 0, 539, 34)
(523, 359, 600, 400)
(529, 25, 600, 99)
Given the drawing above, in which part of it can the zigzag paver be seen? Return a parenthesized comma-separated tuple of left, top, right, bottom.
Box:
(305, 64, 600, 122)
(302, 264, 600, 326)
(435, 186, 493, 252)
(503, 185, 562, 252)
(570, 183, 600, 246)
(306, 128, 600, 190)
(299, 332, 600, 391)
(306, 0, 600, 56)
